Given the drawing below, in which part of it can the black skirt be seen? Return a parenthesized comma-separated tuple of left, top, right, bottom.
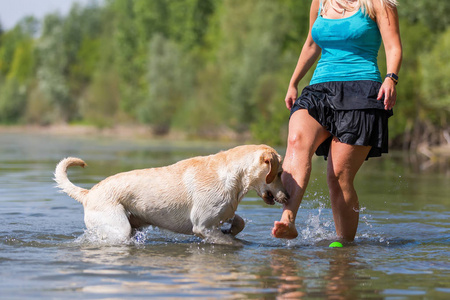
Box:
(290, 80, 393, 159)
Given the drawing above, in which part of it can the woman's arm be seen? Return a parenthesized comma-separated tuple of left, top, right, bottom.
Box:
(285, 0, 322, 110)
(375, 0, 403, 110)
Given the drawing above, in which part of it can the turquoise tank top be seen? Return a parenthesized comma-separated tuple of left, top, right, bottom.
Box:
(310, 3, 382, 85)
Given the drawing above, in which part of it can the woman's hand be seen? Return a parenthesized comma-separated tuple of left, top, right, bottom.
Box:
(285, 86, 298, 110)
(377, 78, 397, 110)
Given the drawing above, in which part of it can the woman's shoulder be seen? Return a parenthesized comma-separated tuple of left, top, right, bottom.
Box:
(310, 0, 321, 12)
(371, 0, 398, 21)
(311, 0, 323, 16)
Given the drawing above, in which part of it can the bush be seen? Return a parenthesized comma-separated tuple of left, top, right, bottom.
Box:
(80, 70, 120, 128)
(0, 78, 27, 123)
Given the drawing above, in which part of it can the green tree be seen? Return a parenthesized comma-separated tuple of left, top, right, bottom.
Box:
(0, 16, 37, 77)
(80, 70, 120, 127)
(108, 0, 143, 116)
(214, 0, 290, 131)
(417, 28, 450, 149)
(0, 78, 27, 123)
(7, 39, 35, 83)
(36, 13, 72, 122)
(420, 29, 450, 113)
(63, 2, 104, 93)
(399, 0, 450, 32)
(0, 17, 37, 123)
(139, 34, 194, 134)
(109, 0, 216, 122)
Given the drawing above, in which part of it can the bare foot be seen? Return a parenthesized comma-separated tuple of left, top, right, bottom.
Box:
(272, 221, 298, 239)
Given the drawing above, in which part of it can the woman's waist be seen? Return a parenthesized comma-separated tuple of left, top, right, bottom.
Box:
(311, 60, 381, 84)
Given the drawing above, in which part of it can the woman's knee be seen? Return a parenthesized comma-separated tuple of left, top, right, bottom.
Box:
(287, 110, 329, 154)
(286, 131, 320, 159)
(327, 171, 339, 189)
(327, 168, 354, 195)
(287, 131, 307, 150)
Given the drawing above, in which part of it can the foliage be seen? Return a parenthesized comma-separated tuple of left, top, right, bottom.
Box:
(399, 0, 450, 32)
(0, 17, 37, 123)
(0, 0, 448, 150)
(0, 78, 27, 123)
(420, 28, 450, 113)
(80, 69, 120, 128)
(139, 34, 194, 134)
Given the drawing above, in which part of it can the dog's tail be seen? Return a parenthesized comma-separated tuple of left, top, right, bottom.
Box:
(54, 157, 89, 204)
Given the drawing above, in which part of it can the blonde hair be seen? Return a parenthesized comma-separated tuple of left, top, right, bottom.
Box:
(322, 0, 398, 19)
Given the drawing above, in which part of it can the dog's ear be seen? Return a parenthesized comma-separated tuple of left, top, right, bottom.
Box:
(263, 151, 279, 184)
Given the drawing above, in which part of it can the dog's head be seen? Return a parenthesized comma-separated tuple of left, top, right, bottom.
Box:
(251, 146, 289, 205)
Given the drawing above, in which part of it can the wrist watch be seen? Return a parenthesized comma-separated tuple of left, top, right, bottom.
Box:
(385, 73, 399, 85)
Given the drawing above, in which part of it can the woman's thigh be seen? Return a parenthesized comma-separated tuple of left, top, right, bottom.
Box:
(327, 137, 371, 184)
(286, 109, 331, 155)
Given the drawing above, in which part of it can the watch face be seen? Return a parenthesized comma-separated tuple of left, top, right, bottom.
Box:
(388, 73, 398, 80)
(386, 74, 398, 84)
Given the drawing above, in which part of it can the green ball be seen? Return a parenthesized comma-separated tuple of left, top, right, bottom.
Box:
(329, 241, 343, 248)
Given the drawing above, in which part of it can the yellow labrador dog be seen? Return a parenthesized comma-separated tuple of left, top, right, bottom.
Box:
(54, 145, 288, 245)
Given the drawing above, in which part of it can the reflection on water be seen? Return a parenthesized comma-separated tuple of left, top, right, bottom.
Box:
(0, 132, 449, 299)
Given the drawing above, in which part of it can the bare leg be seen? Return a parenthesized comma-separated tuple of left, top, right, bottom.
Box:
(327, 137, 371, 241)
(272, 110, 330, 239)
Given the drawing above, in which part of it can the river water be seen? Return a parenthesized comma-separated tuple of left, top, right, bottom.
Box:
(0, 132, 449, 299)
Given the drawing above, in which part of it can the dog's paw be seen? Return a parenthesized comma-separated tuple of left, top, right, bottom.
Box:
(204, 236, 243, 247)
(200, 228, 243, 246)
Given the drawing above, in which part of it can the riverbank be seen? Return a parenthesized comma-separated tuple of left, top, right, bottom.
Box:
(2, 124, 449, 159)
(0, 124, 251, 143)
(0, 124, 173, 140)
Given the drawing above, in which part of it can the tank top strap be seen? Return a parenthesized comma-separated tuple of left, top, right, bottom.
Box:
(318, 0, 323, 17)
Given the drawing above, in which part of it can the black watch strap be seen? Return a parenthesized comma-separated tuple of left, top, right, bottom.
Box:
(385, 73, 398, 85)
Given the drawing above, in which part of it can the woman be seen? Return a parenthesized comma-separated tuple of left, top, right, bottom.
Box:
(272, 0, 402, 241)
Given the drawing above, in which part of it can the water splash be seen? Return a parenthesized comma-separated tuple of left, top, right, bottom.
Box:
(73, 228, 132, 245)
(300, 205, 335, 243)
(72, 226, 209, 247)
